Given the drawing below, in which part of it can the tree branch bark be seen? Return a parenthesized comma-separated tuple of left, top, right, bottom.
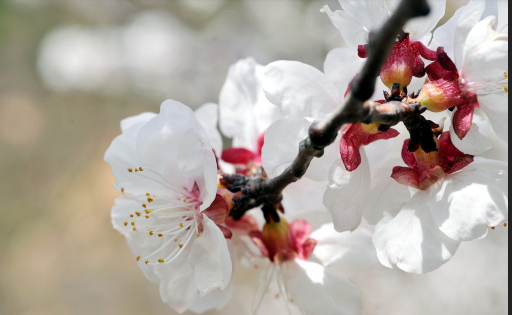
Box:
(226, 0, 431, 220)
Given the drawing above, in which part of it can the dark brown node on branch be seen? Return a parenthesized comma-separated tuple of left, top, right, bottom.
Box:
(403, 114, 439, 153)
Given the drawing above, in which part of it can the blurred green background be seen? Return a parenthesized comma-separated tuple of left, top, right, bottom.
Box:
(0, 1, 508, 314)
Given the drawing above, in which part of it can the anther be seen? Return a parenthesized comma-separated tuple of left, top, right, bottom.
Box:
(134, 169, 139, 172)
(147, 197, 154, 203)
(131, 221, 135, 226)
(121, 188, 124, 193)
(128, 168, 133, 172)
(133, 227, 137, 231)
(136, 256, 140, 261)
(149, 231, 154, 236)
(505, 223, 508, 227)
(130, 214, 134, 218)
(179, 244, 184, 249)
(145, 210, 151, 214)
(174, 239, 178, 242)
(180, 223, 184, 228)
(146, 193, 150, 196)
(491, 226, 496, 230)
(135, 212, 141, 217)
(124, 222, 128, 226)
(145, 215, 149, 219)
(158, 258, 164, 263)
(139, 167, 143, 171)
(505, 72, 508, 78)
(196, 234, 200, 237)
(505, 87, 509, 93)
(158, 233, 163, 237)
(145, 260, 149, 265)
(142, 204, 147, 208)
(183, 199, 187, 202)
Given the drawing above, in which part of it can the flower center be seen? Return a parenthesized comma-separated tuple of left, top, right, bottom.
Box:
(121, 166, 203, 265)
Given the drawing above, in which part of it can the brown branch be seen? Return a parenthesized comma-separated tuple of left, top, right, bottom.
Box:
(226, 0, 431, 220)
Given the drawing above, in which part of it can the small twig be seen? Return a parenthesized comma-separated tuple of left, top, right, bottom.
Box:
(227, 0, 431, 220)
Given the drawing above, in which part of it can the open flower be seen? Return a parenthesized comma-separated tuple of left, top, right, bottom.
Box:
(262, 60, 399, 231)
(105, 100, 232, 313)
(321, 0, 445, 91)
(419, 1, 508, 154)
(226, 213, 377, 315)
(362, 131, 508, 274)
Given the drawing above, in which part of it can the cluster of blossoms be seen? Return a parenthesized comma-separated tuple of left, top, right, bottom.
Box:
(105, 0, 508, 314)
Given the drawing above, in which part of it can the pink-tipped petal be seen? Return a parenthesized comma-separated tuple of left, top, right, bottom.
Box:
(290, 219, 312, 246)
(401, 140, 417, 169)
(221, 148, 258, 165)
(299, 238, 318, 261)
(340, 125, 363, 172)
(391, 166, 421, 189)
(364, 128, 400, 145)
(452, 104, 476, 140)
(447, 155, 474, 174)
(438, 131, 464, 161)
(203, 194, 229, 225)
(249, 231, 270, 258)
(225, 215, 259, 235)
(217, 226, 233, 240)
(419, 166, 445, 190)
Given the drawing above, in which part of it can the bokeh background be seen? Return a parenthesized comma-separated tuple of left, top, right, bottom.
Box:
(0, 0, 508, 314)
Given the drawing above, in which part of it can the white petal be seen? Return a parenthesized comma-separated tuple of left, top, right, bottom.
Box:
(479, 92, 509, 144)
(195, 103, 223, 157)
(428, 159, 508, 242)
(362, 153, 412, 225)
(261, 118, 339, 182)
(120, 112, 156, 132)
(373, 192, 461, 274)
(282, 177, 328, 215)
(189, 215, 232, 296)
(324, 47, 365, 97)
(321, 6, 368, 49)
(462, 16, 508, 82)
(282, 259, 364, 315)
(323, 150, 370, 232)
(364, 137, 396, 173)
(430, 5, 463, 59)
(104, 114, 168, 195)
(338, 0, 390, 32)
(189, 282, 233, 314)
(156, 248, 198, 314)
(402, 0, 446, 43)
(261, 118, 310, 178)
(453, 0, 495, 67)
(178, 128, 218, 210)
(448, 107, 492, 155)
(311, 224, 378, 271)
(136, 100, 204, 190)
(263, 61, 341, 119)
(219, 58, 283, 152)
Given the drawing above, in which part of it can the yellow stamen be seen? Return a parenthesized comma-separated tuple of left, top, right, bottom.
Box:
(174, 239, 178, 242)
(158, 258, 164, 263)
(123, 222, 128, 226)
(145, 215, 149, 219)
(147, 197, 153, 203)
(121, 188, 124, 193)
(183, 199, 187, 202)
(131, 221, 135, 226)
(505, 87, 509, 93)
(180, 223, 184, 228)
(130, 214, 133, 218)
(128, 168, 133, 172)
(135, 212, 141, 217)
(132, 227, 137, 231)
(145, 210, 152, 214)
(505, 223, 508, 227)
(145, 260, 149, 265)
(139, 167, 143, 171)
(146, 193, 150, 196)
(149, 231, 154, 236)
(196, 234, 200, 237)
(179, 244, 184, 249)
(142, 204, 147, 208)
(491, 226, 496, 230)
(505, 72, 508, 78)
(134, 169, 139, 172)
(158, 233, 163, 237)
(136, 256, 140, 261)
